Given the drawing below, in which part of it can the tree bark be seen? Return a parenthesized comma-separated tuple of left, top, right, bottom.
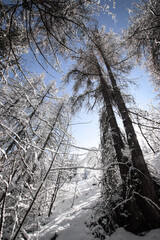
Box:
(48, 171, 62, 217)
(96, 61, 129, 190)
(102, 55, 160, 230)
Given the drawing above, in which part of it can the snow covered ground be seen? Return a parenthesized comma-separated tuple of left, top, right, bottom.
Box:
(30, 152, 160, 240)
(30, 178, 101, 240)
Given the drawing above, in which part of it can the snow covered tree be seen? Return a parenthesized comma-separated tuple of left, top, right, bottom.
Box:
(0, 74, 73, 239)
(98, 107, 123, 236)
(124, 0, 160, 96)
(89, 28, 160, 232)
(0, 1, 116, 239)
(100, 108, 120, 194)
(65, 28, 160, 233)
(0, 0, 114, 82)
(65, 46, 127, 176)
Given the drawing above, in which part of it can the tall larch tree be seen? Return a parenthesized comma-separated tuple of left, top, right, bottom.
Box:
(66, 28, 160, 232)
(89, 28, 160, 231)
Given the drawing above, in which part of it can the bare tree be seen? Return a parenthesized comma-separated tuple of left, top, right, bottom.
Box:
(0, 74, 73, 239)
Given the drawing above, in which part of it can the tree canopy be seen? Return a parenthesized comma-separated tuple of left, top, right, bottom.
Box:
(124, 0, 160, 94)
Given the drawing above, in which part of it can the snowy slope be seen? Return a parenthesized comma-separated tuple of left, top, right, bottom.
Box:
(30, 178, 100, 240)
(30, 152, 160, 240)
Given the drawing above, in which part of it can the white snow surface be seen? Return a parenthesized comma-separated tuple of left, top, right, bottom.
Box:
(30, 152, 160, 240)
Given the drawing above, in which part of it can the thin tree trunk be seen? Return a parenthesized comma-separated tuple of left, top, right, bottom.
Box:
(12, 107, 68, 240)
(48, 171, 62, 217)
(3, 85, 53, 159)
(0, 188, 7, 239)
(32, 104, 64, 175)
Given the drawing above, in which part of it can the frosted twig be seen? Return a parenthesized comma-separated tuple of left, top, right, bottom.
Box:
(113, 196, 133, 210)
(69, 144, 101, 151)
(50, 162, 128, 172)
(69, 121, 92, 125)
(0, 123, 26, 152)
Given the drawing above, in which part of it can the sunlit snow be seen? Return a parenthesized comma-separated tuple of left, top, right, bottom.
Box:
(30, 152, 160, 240)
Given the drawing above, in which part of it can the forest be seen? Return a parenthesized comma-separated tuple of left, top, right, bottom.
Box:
(0, 0, 160, 239)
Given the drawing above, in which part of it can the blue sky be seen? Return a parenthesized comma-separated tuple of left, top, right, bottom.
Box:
(97, 0, 134, 32)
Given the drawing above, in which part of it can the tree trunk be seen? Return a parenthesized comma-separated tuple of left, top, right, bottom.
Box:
(12, 115, 68, 240)
(102, 56, 160, 231)
(96, 61, 129, 191)
(48, 171, 62, 217)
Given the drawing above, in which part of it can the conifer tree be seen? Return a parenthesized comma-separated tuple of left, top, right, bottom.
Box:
(66, 28, 160, 232)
